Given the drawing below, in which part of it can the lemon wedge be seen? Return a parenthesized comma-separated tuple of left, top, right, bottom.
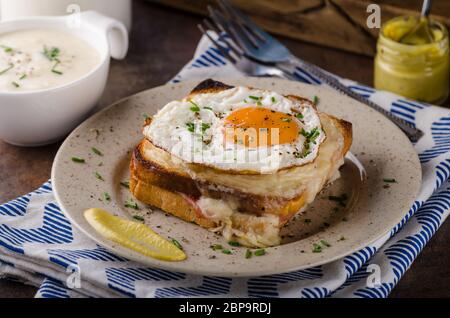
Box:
(84, 208, 186, 261)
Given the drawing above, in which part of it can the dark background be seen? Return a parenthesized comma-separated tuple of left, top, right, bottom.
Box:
(0, 0, 449, 298)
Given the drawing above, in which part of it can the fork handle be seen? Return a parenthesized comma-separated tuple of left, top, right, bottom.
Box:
(279, 58, 424, 142)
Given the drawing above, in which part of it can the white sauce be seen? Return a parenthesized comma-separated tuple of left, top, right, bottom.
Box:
(0, 28, 100, 92)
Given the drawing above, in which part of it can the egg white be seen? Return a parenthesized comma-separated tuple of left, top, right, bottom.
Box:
(144, 86, 325, 173)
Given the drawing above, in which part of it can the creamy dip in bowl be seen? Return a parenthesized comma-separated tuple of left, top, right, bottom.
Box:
(0, 29, 101, 92)
(0, 11, 128, 146)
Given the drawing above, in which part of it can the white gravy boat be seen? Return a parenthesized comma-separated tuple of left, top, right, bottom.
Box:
(0, 11, 128, 146)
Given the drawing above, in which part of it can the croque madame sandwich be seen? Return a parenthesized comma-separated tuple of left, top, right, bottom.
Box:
(130, 79, 352, 247)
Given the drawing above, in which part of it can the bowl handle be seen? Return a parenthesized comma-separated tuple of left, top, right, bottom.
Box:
(79, 10, 129, 60)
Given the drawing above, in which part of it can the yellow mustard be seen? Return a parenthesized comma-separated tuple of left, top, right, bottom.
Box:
(374, 16, 449, 104)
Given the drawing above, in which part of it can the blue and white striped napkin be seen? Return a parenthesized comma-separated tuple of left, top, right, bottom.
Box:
(1, 35, 449, 298)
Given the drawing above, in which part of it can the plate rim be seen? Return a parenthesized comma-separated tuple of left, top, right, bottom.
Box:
(51, 77, 422, 277)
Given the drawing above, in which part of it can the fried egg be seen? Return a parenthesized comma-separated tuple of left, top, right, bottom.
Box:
(144, 85, 325, 173)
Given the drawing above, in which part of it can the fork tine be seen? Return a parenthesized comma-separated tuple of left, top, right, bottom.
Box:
(216, 0, 260, 49)
(208, 6, 245, 53)
(198, 22, 237, 65)
(204, 11, 243, 57)
(217, 0, 267, 43)
(201, 21, 297, 81)
(211, 6, 257, 53)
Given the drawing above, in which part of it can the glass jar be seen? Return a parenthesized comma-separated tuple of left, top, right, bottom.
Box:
(374, 16, 449, 104)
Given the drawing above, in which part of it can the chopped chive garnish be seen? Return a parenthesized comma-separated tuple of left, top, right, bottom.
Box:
(103, 192, 111, 201)
(294, 149, 311, 159)
(120, 181, 130, 189)
(143, 113, 150, 120)
(132, 215, 144, 222)
(211, 244, 223, 251)
(43, 46, 60, 61)
(312, 243, 322, 253)
(52, 68, 63, 75)
(0, 64, 14, 75)
(125, 199, 139, 210)
(19, 74, 27, 80)
(189, 100, 200, 112)
(300, 128, 309, 137)
(249, 95, 261, 101)
(309, 128, 321, 142)
(50, 60, 63, 75)
(320, 240, 331, 247)
(228, 241, 240, 247)
(222, 249, 232, 255)
(71, 157, 85, 163)
(201, 123, 211, 133)
(271, 96, 276, 103)
(91, 147, 103, 156)
(254, 249, 266, 256)
(296, 113, 304, 119)
(186, 122, 195, 133)
(305, 142, 311, 150)
(171, 238, 183, 250)
(203, 106, 213, 110)
(186, 122, 210, 134)
(1, 45, 13, 53)
(281, 118, 291, 123)
(94, 172, 104, 181)
(11, 81, 20, 88)
(313, 95, 319, 105)
(383, 178, 397, 183)
(301, 127, 321, 141)
(245, 249, 252, 259)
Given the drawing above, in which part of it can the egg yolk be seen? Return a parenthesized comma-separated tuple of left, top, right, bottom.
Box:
(224, 107, 299, 147)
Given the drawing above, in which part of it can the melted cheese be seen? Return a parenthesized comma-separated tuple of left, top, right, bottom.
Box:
(197, 196, 280, 247)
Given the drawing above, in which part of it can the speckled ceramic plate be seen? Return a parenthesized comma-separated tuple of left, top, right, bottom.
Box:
(51, 77, 421, 277)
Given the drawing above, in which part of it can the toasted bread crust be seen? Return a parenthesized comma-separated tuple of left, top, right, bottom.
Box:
(129, 175, 217, 229)
(132, 142, 201, 199)
(335, 117, 353, 156)
(189, 78, 234, 96)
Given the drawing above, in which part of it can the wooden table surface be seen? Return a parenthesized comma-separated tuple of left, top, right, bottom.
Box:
(0, 0, 449, 298)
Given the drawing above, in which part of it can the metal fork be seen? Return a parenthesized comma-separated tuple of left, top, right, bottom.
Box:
(208, 0, 424, 142)
(198, 21, 296, 80)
